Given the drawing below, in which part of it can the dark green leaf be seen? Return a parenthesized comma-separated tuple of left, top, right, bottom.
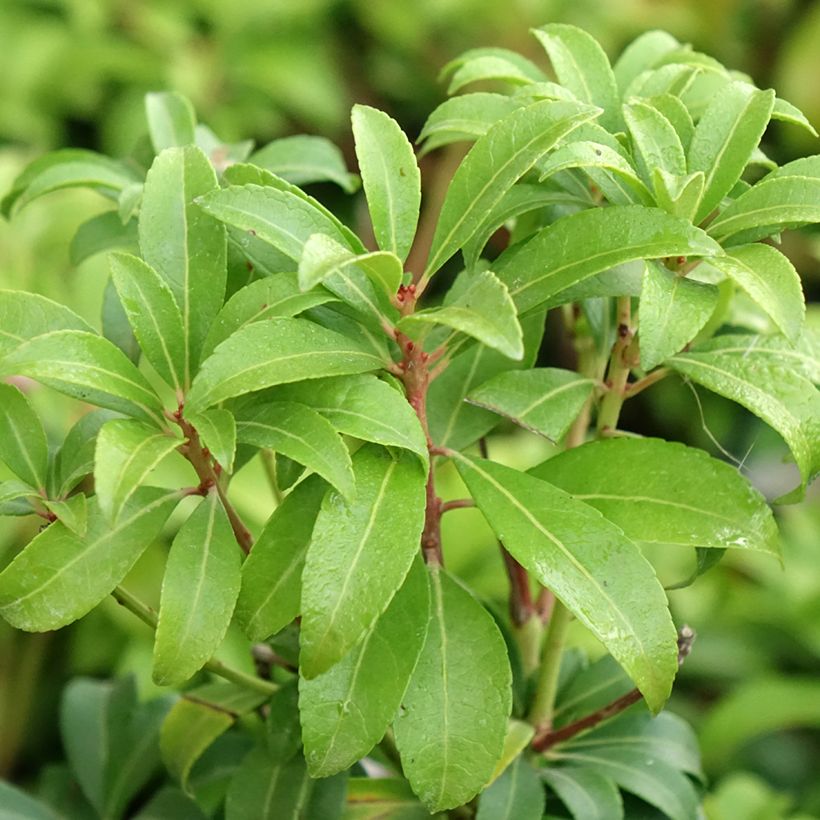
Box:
(477, 758, 544, 820)
(56, 410, 116, 496)
(542, 767, 623, 820)
(0, 782, 59, 820)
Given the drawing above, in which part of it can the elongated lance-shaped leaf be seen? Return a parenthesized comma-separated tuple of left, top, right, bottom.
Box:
(394, 566, 512, 812)
(110, 252, 187, 392)
(645, 93, 695, 150)
(623, 101, 686, 185)
(613, 30, 681, 95)
(300, 445, 426, 679)
(55, 410, 116, 497)
(542, 767, 624, 820)
(440, 46, 547, 84)
(532, 24, 621, 129)
(707, 243, 805, 342)
(466, 368, 594, 441)
(771, 96, 818, 135)
(707, 155, 820, 244)
(185, 408, 236, 473)
(0, 383, 48, 490)
(236, 401, 354, 500)
(186, 317, 385, 413)
(494, 205, 722, 315)
(424, 99, 600, 277)
(235, 476, 326, 642)
(0, 330, 165, 426)
(446, 55, 538, 95)
(454, 455, 678, 712)
(477, 758, 544, 820)
(300, 557, 430, 777)
(352, 105, 421, 262)
(0, 488, 180, 631)
(530, 437, 780, 556)
(639, 261, 719, 370)
(140, 145, 226, 382)
(70, 211, 139, 267)
(688, 81, 775, 223)
(153, 492, 241, 686)
(145, 92, 197, 152)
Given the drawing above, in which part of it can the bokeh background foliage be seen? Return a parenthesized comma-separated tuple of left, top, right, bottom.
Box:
(0, 0, 818, 817)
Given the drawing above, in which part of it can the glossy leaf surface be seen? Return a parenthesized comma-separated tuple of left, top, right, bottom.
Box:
(251, 134, 358, 191)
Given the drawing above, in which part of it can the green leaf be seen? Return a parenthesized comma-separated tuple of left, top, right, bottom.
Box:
(652, 169, 704, 221)
(394, 567, 512, 812)
(0, 783, 59, 820)
(446, 55, 537, 95)
(707, 155, 820, 243)
(0, 480, 35, 507)
(43, 494, 87, 538)
(153, 492, 241, 686)
(645, 94, 695, 151)
(688, 81, 775, 222)
(771, 96, 818, 136)
(441, 47, 546, 86)
(344, 778, 438, 819)
(351, 105, 421, 262)
(541, 767, 623, 820)
(0, 383, 48, 490)
(70, 211, 139, 267)
(250, 134, 358, 192)
(623, 101, 686, 184)
(102, 277, 141, 364)
(532, 25, 620, 129)
(235, 476, 326, 641)
(186, 317, 384, 413)
(530, 437, 780, 556)
(236, 401, 354, 500)
(477, 758, 544, 820)
(707, 243, 805, 342)
(0, 290, 94, 358)
(554, 654, 634, 728)
(639, 262, 719, 370)
(110, 252, 188, 391)
(55, 410, 115, 496)
(134, 787, 207, 820)
(0, 488, 179, 631)
(425, 99, 600, 276)
(145, 92, 197, 152)
(94, 419, 181, 523)
(140, 145, 226, 380)
(454, 455, 678, 712)
(186, 409, 236, 473)
(466, 368, 594, 441)
(399, 269, 523, 359)
(300, 557, 429, 776)
(300, 445, 426, 678)
(1, 330, 164, 426)
(613, 31, 681, 95)
(495, 205, 722, 315)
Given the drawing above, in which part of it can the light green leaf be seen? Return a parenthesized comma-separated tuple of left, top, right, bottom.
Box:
(0, 383, 48, 490)
(186, 408, 236, 473)
(94, 419, 181, 523)
(394, 567, 512, 812)
(235, 476, 326, 641)
(652, 169, 704, 221)
(489, 720, 536, 784)
(344, 778, 436, 819)
(70, 211, 139, 266)
(0, 330, 164, 426)
(441, 47, 546, 85)
(466, 368, 594, 440)
(530, 437, 780, 556)
(446, 55, 538, 95)
(140, 145, 226, 379)
(352, 105, 421, 262)
(145, 92, 197, 152)
(639, 261, 719, 370)
(454, 455, 678, 712)
(250, 134, 358, 192)
(623, 101, 686, 184)
(495, 205, 722, 315)
(0, 480, 35, 506)
(613, 30, 681, 95)
(645, 94, 695, 151)
(43, 494, 87, 538)
(771, 97, 818, 136)
(399, 269, 523, 359)
(237, 401, 354, 500)
(153, 492, 241, 686)
(542, 767, 623, 820)
(425, 99, 600, 276)
(110, 252, 187, 391)
(477, 758, 544, 820)
(118, 183, 142, 224)
(186, 317, 384, 413)
(300, 445, 426, 679)
(300, 557, 430, 776)
(707, 243, 805, 342)
(0, 488, 179, 631)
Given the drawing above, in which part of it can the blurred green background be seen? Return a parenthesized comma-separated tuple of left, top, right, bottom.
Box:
(1, 0, 819, 817)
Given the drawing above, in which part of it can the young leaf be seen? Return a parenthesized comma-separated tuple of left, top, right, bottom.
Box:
(351, 105, 421, 262)
(110, 252, 187, 391)
(530, 437, 780, 556)
(494, 205, 722, 314)
(542, 767, 623, 820)
(236, 401, 354, 500)
(399, 269, 523, 359)
(94, 419, 181, 523)
(235, 476, 326, 641)
(623, 101, 686, 184)
(145, 92, 197, 152)
(153, 492, 242, 686)
(687, 81, 775, 222)
(186, 408, 236, 473)
(454, 455, 678, 712)
(444, 55, 542, 95)
(42, 495, 87, 538)
(771, 96, 818, 136)
(0, 489, 179, 631)
(639, 262, 719, 370)
(424, 99, 600, 276)
(54, 410, 115, 496)
(613, 30, 680, 95)
(477, 758, 544, 820)
(186, 317, 385, 413)
(0, 330, 165, 426)
(394, 567, 512, 812)
(652, 169, 704, 221)
(300, 557, 430, 777)
(0, 383, 48, 490)
(139, 145, 226, 379)
(466, 368, 595, 440)
(300, 446, 426, 678)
